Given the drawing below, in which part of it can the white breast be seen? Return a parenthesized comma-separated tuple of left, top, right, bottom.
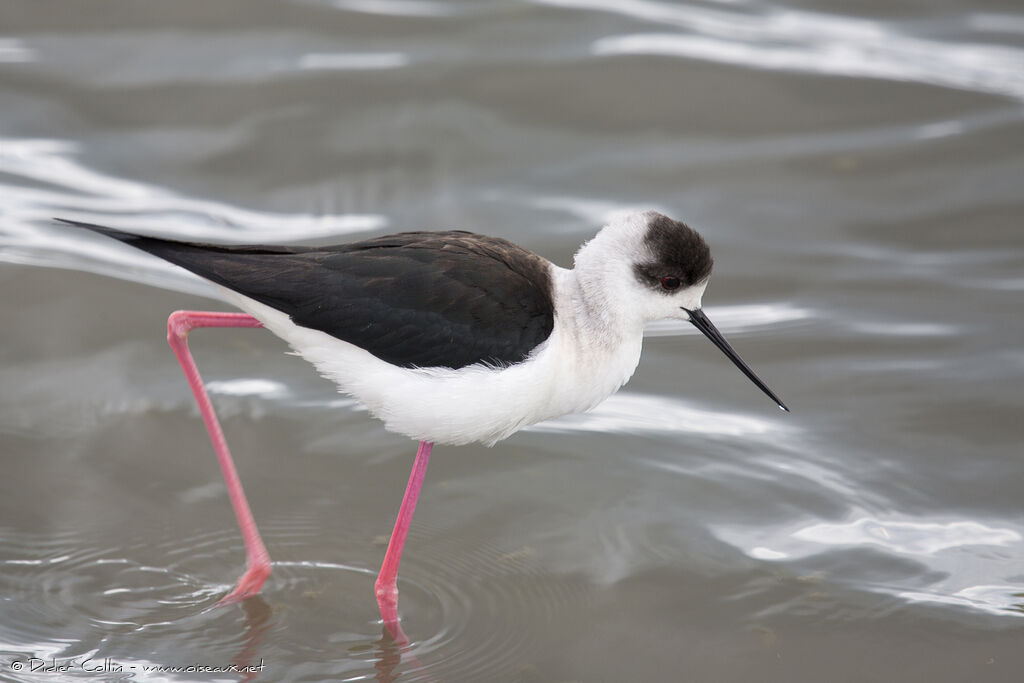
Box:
(217, 265, 644, 447)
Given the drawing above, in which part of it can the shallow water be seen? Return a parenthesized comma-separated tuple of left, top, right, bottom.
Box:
(2, 0, 1024, 681)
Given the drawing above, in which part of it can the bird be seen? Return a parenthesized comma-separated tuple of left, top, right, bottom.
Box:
(57, 210, 788, 638)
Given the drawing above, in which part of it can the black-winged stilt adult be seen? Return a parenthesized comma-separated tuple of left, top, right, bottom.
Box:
(58, 211, 788, 636)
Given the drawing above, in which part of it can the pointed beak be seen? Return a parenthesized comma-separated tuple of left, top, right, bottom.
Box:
(683, 307, 789, 412)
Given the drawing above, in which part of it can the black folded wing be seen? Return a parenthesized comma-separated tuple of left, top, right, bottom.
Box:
(60, 220, 556, 370)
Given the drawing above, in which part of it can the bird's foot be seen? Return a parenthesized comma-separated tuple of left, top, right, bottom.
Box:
(218, 561, 272, 605)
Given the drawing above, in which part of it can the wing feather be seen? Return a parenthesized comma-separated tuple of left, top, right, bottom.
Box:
(59, 220, 555, 369)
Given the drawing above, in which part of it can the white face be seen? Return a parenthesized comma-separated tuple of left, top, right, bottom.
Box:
(630, 276, 708, 323)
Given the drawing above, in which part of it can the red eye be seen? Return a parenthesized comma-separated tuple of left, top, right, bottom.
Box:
(661, 276, 681, 291)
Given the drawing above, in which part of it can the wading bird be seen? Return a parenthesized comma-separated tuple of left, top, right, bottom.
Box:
(59, 210, 787, 638)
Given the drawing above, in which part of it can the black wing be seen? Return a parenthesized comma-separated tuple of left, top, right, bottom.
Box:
(59, 220, 556, 369)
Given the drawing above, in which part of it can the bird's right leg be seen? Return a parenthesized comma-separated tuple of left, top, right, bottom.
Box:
(167, 310, 271, 603)
(375, 439, 433, 642)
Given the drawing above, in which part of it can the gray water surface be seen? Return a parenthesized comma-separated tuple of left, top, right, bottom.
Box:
(2, 0, 1024, 681)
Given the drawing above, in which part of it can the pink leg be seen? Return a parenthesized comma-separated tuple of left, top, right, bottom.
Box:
(376, 440, 433, 640)
(167, 310, 271, 603)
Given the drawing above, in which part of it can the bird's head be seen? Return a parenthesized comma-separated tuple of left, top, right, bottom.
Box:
(575, 210, 788, 411)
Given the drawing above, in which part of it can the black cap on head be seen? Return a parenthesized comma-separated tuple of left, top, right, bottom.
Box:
(632, 213, 714, 291)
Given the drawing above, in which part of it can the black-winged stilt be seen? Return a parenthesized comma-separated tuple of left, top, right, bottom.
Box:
(58, 211, 788, 637)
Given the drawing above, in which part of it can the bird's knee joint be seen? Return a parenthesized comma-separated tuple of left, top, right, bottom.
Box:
(167, 311, 194, 340)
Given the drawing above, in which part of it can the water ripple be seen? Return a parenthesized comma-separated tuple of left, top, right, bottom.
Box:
(299, 52, 411, 71)
(0, 37, 34, 63)
(389, 524, 591, 680)
(531, 391, 795, 440)
(0, 510, 591, 680)
(0, 137, 386, 295)
(714, 514, 1024, 619)
(790, 517, 1021, 556)
(539, 0, 1024, 101)
(899, 585, 1024, 618)
(317, 0, 463, 18)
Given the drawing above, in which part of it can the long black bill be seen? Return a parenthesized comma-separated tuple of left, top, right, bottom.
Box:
(683, 307, 789, 412)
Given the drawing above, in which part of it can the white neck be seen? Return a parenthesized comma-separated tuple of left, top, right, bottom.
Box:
(569, 214, 658, 336)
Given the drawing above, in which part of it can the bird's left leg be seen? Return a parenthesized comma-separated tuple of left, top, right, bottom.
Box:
(167, 310, 271, 603)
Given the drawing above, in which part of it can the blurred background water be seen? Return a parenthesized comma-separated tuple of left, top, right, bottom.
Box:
(2, 0, 1023, 681)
